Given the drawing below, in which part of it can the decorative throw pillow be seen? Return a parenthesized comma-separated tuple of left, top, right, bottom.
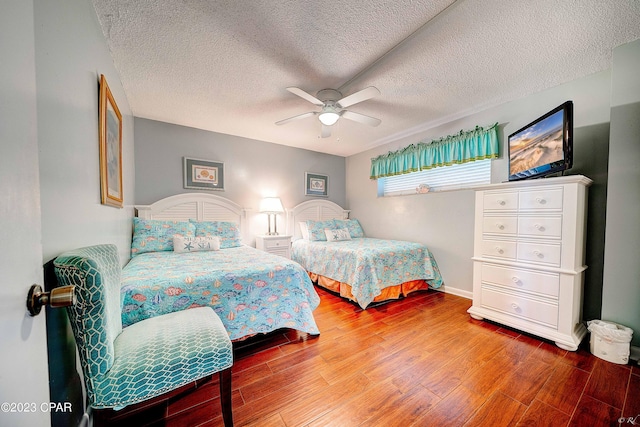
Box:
(299, 222, 310, 240)
(334, 219, 365, 238)
(325, 228, 351, 242)
(173, 236, 220, 253)
(190, 220, 242, 248)
(306, 219, 337, 241)
(131, 218, 195, 256)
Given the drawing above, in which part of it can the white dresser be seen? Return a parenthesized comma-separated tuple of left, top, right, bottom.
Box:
(467, 175, 592, 350)
(255, 235, 292, 259)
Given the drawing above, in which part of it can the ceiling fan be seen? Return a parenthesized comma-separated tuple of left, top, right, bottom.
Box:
(276, 86, 381, 138)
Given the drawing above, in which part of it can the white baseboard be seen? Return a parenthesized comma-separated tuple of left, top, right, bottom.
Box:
(438, 285, 472, 300)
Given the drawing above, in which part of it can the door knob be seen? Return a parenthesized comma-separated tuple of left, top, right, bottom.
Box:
(26, 284, 76, 316)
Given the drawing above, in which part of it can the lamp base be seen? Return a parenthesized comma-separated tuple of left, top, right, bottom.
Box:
(265, 213, 280, 236)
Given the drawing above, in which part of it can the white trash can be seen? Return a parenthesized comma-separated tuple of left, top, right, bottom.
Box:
(587, 320, 633, 364)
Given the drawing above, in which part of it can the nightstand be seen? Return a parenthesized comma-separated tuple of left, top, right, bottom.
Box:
(255, 235, 292, 259)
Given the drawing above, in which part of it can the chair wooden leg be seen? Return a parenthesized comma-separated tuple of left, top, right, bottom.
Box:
(92, 408, 108, 427)
(219, 367, 233, 427)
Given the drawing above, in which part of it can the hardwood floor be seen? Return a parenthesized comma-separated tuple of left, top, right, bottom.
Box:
(105, 287, 640, 427)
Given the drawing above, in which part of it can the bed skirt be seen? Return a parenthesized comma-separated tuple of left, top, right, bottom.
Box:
(308, 272, 429, 305)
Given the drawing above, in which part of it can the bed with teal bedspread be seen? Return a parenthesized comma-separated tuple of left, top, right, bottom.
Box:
(291, 237, 443, 309)
(121, 245, 320, 341)
(122, 198, 321, 341)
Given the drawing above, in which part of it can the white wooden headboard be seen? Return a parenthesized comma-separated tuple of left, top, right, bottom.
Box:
(135, 193, 250, 243)
(287, 200, 350, 240)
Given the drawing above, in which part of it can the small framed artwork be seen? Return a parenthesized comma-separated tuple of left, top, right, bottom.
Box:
(183, 157, 225, 191)
(99, 74, 123, 208)
(305, 172, 328, 197)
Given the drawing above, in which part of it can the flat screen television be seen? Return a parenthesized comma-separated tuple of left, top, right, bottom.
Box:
(508, 101, 573, 181)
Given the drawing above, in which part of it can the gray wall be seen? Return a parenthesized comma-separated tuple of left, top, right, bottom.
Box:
(346, 70, 612, 322)
(134, 118, 346, 240)
(33, 0, 136, 424)
(36, 0, 135, 265)
(602, 39, 640, 347)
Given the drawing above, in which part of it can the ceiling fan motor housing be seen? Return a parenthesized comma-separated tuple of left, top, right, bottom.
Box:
(316, 89, 342, 103)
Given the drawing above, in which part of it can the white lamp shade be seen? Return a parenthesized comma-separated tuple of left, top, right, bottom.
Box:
(259, 197, 284, 213)
(318, 111, 340, 126)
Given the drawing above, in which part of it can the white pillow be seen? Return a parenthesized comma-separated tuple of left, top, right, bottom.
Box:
(325, 228, 351, 242)
(299, 222, 310, 240)
(173, 236, 220, 253)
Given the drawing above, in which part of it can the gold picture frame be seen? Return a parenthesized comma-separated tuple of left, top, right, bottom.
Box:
(99, 74, 123, 208)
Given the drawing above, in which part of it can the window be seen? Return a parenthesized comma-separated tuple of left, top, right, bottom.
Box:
(379, 158, 492, 196)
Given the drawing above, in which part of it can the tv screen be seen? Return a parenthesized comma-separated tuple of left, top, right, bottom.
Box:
(508, 101, 573, 181)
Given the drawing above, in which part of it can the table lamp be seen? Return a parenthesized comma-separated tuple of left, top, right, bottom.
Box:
(259, 197, 284, 235)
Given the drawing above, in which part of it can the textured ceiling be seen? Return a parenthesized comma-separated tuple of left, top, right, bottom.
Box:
(92, 0, 640, 157)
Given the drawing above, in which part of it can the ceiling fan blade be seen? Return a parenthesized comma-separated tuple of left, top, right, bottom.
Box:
(336, 86, 380, 108)
(275, 111, 316, 125)
(320, 124, 332, 138)
(286, 87, 324, 106)
(341, 110, 381, 127)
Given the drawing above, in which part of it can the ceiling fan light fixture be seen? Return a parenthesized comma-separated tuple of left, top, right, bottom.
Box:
(318, 107, 340, 126)
(277, 86, 380, 129)
(318, 112, 339, 126)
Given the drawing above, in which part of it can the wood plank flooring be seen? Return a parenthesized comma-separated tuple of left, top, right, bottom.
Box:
(104, 287, 640, 426)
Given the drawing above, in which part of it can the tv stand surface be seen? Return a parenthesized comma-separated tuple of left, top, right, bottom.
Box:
(499, 174, 589, 187)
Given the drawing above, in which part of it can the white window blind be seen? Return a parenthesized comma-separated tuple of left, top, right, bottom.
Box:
(379, 159, 492, 196)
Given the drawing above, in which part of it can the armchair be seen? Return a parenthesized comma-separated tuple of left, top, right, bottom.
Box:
(54, 244, 233, 426)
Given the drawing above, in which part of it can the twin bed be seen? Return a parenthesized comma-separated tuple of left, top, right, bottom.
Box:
(120, 194, 443, 340)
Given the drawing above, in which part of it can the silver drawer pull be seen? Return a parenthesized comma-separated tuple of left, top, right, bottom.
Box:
(497, 200, 506, 206)
(511, 276, 522, 285)
(511, 303, 519, 310)
(535, 197, 546, 205)
(533, 250, 543, 258)
(495, 246, 504, 254)
(496, 223, 505, 230)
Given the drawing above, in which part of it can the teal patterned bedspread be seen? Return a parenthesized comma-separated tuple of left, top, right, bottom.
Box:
(291, 238, 443, 308)
(121, 246, 320, 340)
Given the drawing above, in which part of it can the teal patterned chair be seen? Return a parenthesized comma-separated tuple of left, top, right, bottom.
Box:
(54, 244, 233, 426)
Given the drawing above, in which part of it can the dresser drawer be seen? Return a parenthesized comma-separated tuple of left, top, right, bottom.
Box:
(481, 264, 559, 298)
(263, 238, 290, 250)
(255, 235, 292, 259)
(519, 188, 563, 210)
(483, 216, 517, 235)
(483, 191, 518, 211)
(481, 239, 517, 260)
(481, 287, 558, 328)
(518, 216, 562, 239)
(517, 241, 561, 266)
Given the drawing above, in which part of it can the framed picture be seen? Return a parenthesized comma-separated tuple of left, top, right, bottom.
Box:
(99, 74, 123, 208)
(305, 172, 328, 197)
(183, 157, 225, 191)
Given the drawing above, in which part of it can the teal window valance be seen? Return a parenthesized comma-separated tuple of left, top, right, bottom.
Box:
(370, 123, 499, 179)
